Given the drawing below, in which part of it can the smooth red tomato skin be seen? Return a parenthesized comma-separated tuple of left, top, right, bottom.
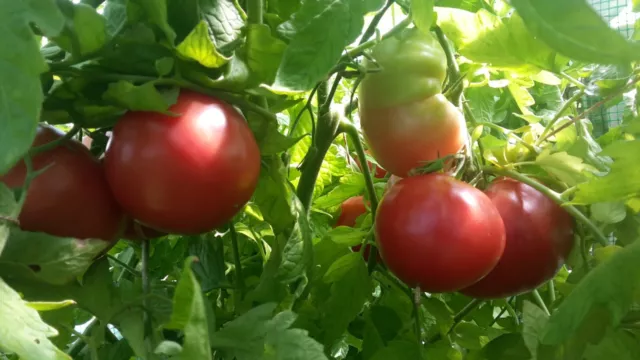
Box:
(122, 218, 166, 241)
(0, 125, 125, 241)
(460, 178, 575, 299)
(335, 196, 381, 262)
(104, 90, 261, 235)
(360, 94, 468, 178)
(375, 174, 506, 293)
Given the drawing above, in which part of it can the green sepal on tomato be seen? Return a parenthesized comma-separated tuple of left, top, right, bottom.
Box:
(375, 173, 506, 293)
(0, 125, 126, 242)
(103, 90, 261, 235)
(460, 177, 575, 299)
(358, 27, 468, 178)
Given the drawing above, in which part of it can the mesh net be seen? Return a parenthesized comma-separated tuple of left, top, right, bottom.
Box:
(584, 0, 638, 136)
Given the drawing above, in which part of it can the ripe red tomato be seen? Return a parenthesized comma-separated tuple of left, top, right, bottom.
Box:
(103, 90, 261, 235)
(460, 178, 575, 299)
(335, 196, 381, 262)
(360, 94, 468, 178)
(375, 174, 506, 293)
(0, 125, 125, 241)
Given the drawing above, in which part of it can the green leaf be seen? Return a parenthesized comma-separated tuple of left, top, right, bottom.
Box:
(187, 233, 228, 292)
(0, 229, 111, 285)
(510, 0, 640, 64)
(435, 8, 560, 71)
(535, 149, 594, 186)
(210, 303, 328, 360)
(23, 0, 65, 36)
(370, 340, 422, 360)
(0, 278, 70, 360)
(52, 3, 107, 56)
(246, 24, 287, 84)
(103, 0, 127, 36)
(155, 340, 183, 357)
(272, 0, 366, 93)
(522, 300, 559, 359)
(277, 187, 314, 284)
(453, 322, 493, 350)
(634, 0, 640, 12)
(590, 202, 627, 224)
(541, 237, 640, 345)
(0, 2, 47, 176)
(573, 140, 640, 204)
(269, 0, 302, 21)
(326, 227, 367, 247)
(478, 333, 532, 360)
(313, 173, 366, 210)
(27, 300, 76, 312)
(128, 0, 177, 45)
(164, 257, 213, 360)
(584, 329, 640, 360)
(102, 81, 177, 112)
(320, 252, 372, 346)
(412, 0, 434, 33)
(0, 184, 17, 256)
(199, 0, 245, 55)
(166, 0, 200, 44)
(176, 20, 229, 68)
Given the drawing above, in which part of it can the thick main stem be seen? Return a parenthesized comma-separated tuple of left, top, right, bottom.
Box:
(246, 0, 263, 25)
(296, 83, 341, 211)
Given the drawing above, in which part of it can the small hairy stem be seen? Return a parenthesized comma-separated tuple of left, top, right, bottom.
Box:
(536, 89, 585, 146)
(30, 125, 81, 156)
(532, 289, 551, 316)
(0, 215, 19, 226)
(427, 298, 483, 343)
(229, 223, 245, 298)
(482, 166, 609, 247)
(141, 239, 153, 339)
(559, 72, 586, 89)
(489, 301, 511, 326)
(548, 280, 556, 304)
(413, 287, 423, 349)
(339, 17, 412, 64)
(107, 254, 141, 277)
(435, 26, 463, 107)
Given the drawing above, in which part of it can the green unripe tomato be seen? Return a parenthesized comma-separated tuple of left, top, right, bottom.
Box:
(358, 27, 447, 110)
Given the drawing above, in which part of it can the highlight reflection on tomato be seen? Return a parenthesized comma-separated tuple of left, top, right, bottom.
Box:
(104, 90, 261, 235)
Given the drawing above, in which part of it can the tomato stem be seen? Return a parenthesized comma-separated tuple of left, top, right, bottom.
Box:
(434, 26, 463, 107)
(229, 223, 246, 299)
(532, 289, 551, 316)
(481, 166, 609, 247)
(427, 298, 482, 344)
(141, 239, 153, 342)
(246, 0, 263, 25)
(536, 89, 585, 146)
(30, 125, 81, 156)
(559, 71, 586, 90)
(107, 254, 141, 277)
(412, 287, 423, 349)
(548, 280, 556, 304)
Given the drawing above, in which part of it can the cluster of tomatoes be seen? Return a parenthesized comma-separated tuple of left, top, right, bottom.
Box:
(334, 27, 576, 299)
(1, 90, 261, 243)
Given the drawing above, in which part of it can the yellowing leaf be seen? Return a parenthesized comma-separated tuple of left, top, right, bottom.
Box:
(535, 149, 596, 186)
(176, 20, 229, 68)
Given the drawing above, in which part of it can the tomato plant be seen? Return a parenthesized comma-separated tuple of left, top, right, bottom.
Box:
(0, 125, 125, 241)
(103, 90, 261, 235)
(2, 1, 640, 359)
(460, 178, 575, 299)
(375, 173, 506, 293)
